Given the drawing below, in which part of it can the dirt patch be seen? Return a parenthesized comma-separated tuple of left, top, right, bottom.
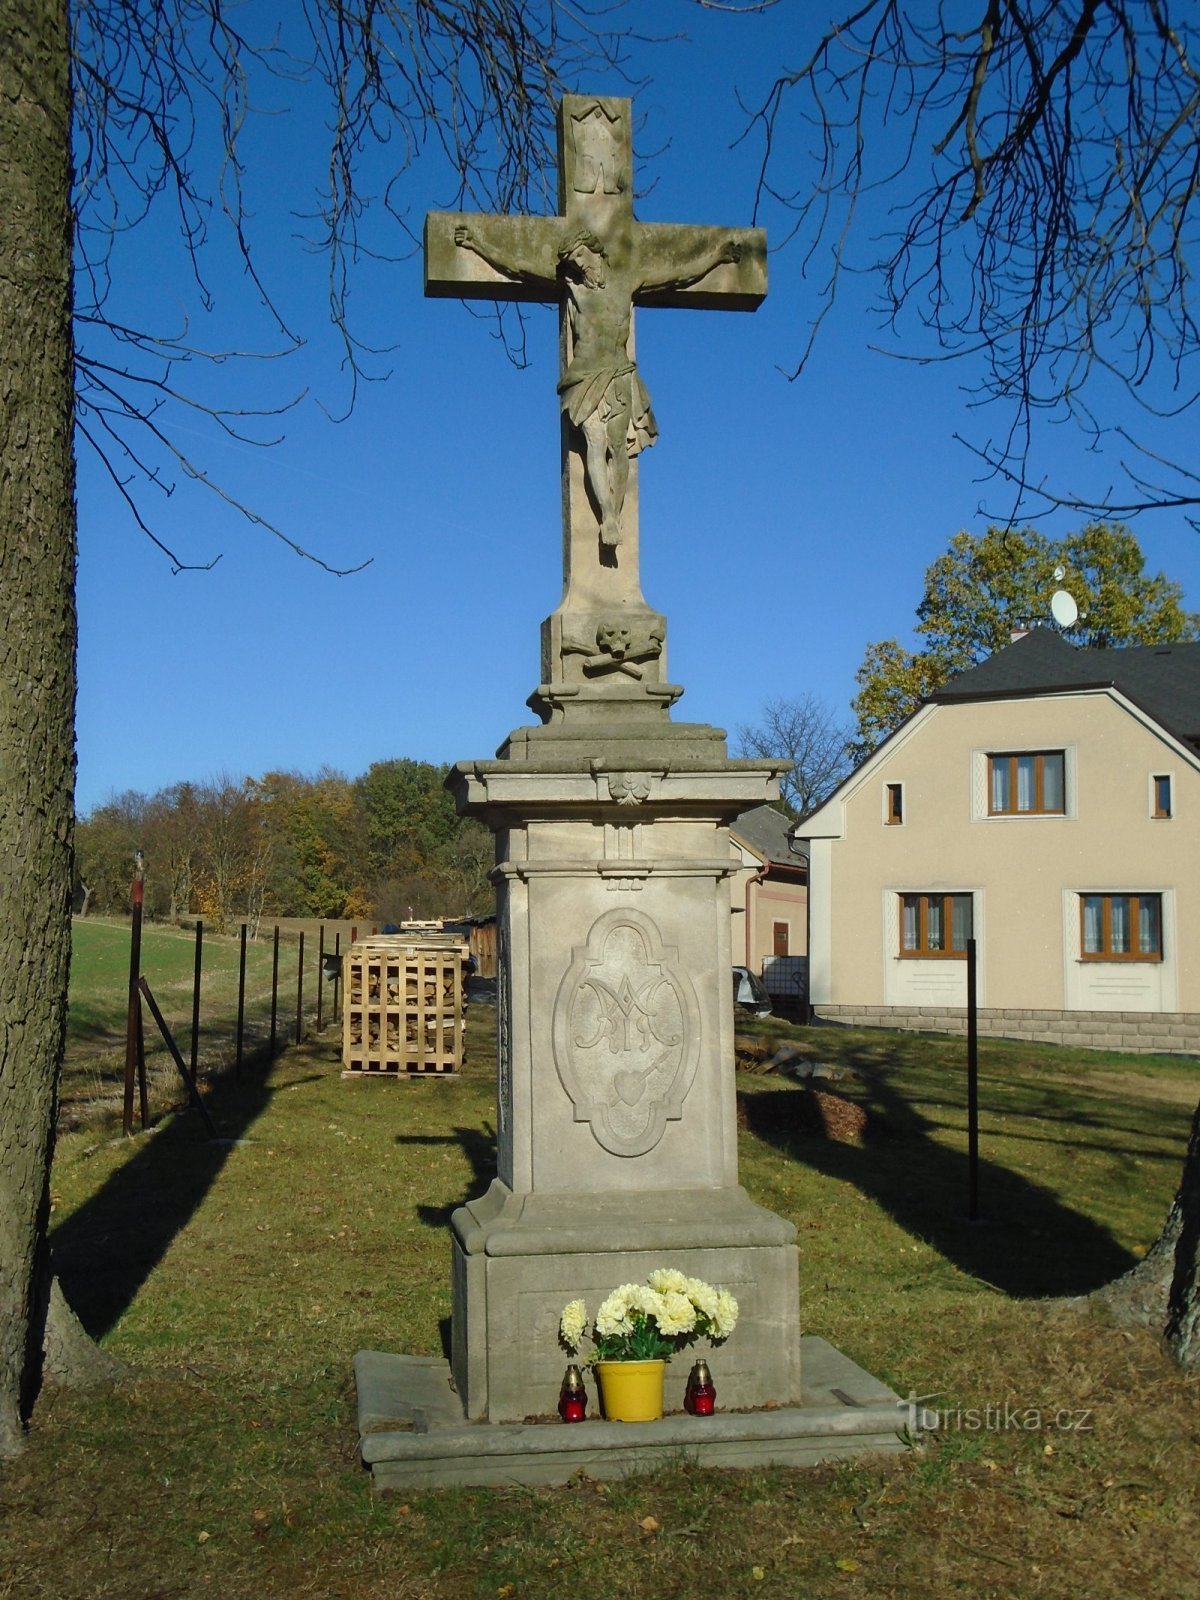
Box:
(737, 1086, 870, 1143)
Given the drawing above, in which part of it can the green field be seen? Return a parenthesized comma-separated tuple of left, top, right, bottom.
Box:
(63, 917, 329, 1127)
(5, 1009, 1198, 1597)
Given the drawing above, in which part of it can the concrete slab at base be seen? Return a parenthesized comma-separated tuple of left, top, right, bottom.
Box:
(354, 1338, 921, 1490)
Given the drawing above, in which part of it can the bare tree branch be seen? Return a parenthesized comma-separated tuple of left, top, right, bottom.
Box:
(737, 1, 1200, 522)
(69, 1, 652, 565)
(736, 694, 854, 816)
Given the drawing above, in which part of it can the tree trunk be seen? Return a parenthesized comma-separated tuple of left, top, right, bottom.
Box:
(0, 0, 84, 1457)
(1165, 1099, 1200, 1369)
(1089, 1096, 1200, 1368)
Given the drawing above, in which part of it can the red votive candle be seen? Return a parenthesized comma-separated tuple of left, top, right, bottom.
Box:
(559, 1364, 587, 1422)
(686, 1359, 716, 1415)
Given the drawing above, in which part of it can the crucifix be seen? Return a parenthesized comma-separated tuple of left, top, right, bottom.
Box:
(425, 95, 766, 717)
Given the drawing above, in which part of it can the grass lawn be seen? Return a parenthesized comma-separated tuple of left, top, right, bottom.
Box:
(3, 1010, 1198, 1598)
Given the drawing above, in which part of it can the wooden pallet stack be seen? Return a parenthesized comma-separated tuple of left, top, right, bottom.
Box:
(342, 933, 468, 1077)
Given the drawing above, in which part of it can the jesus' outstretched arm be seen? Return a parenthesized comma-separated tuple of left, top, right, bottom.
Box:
(636, 235, 745, 297)
(453, 223, 557, 293)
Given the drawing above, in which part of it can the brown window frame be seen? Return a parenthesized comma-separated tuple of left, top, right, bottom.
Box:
(885, 782, 904, 825)
(1152, 774, 1172, 819)
(772, 920, 790, 958)
(987, 750, 1066, 816)
(898, 893, 973, 960)
(1079, 893, 1163, 963)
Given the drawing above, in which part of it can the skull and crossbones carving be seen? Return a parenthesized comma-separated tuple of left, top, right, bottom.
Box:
(562, 621, 664, 680)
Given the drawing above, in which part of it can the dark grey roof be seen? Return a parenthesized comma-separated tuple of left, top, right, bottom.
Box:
(934, 630, 1200, 746)
(732, 804, 807, 866)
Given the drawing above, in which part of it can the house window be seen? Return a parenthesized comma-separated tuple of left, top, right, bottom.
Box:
(772, 921, 790, 957)
(1080, 894, 1162, 961)
(899, 893, 973, 958)
(885, 782, 904, 825)
(1152, 774, 1172, 819)
(988, 751, 1065, 815)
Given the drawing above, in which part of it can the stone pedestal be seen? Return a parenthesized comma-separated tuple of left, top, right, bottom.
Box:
(446, 732, 802, 1423)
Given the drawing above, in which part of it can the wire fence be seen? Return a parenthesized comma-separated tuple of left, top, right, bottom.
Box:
(61, 916, 385, 1134)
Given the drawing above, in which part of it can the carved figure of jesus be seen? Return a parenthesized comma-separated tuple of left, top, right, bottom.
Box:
(454, 223, 742, 548)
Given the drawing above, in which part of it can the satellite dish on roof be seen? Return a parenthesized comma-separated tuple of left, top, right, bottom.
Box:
(1050, 589, 1079, 628)
(1053, 565, 1066, 582)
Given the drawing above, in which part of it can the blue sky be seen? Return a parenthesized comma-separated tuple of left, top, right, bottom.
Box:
(73, 3, 1200, 815)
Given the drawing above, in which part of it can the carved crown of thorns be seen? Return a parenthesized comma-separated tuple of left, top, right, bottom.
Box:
(558, 228, 607, 262)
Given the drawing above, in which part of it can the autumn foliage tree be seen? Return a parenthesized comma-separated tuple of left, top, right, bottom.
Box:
(851, 522, 1199, 753)
(253, 769, 373, 922)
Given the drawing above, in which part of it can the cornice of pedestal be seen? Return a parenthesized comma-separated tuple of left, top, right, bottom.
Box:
(452, 1178, 798, 1254)
(447, 749, 784, 822)
(490, 857, 739, 884)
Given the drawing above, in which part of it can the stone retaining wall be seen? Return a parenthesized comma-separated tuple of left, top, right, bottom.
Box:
(813, 1004, 1200, 1056)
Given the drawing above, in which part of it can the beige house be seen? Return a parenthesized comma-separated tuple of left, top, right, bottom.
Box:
(729, 804, 808, 1008)
(798, 631, 1200, 1052)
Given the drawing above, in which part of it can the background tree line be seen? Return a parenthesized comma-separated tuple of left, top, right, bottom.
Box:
(75, 760, 493, 931)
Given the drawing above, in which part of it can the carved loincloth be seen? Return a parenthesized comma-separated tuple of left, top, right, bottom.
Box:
(558, 359, 659, 455)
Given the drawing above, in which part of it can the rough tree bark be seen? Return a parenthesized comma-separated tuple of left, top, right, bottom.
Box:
(0, 0, 108, 1458)
(1087, 1097, 1200, 1369)
(1165, 1100, 1200, 1368)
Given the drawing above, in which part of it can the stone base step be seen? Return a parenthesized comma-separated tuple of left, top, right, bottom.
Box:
(355, 1337, 925, 1490)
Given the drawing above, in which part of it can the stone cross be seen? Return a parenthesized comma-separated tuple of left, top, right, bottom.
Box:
(425, 95, 766, 713)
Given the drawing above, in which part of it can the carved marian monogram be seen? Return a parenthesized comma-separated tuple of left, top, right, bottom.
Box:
(552, 908, 700, 1157)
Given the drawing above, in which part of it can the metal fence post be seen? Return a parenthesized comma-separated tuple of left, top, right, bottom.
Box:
(136, 1002, 149, 1128)
(270, 924, 280, 1056)
(123, 851, 145, 1137)
(967, 937, 980, 1222)
(296, 931, 305, 1044)
(236, 922, 247, 1077)
(316, 924, 325, 1032)
(190, 919, 204, 1084)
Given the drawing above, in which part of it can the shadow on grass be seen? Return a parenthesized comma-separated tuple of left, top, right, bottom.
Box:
(65, 1006, 128, 1044)
(50, 1046, 326, 1340)
(398, 1125, 497, 1229)
(741, 1047, 1166, 1298)
(394, 1124, 497, 1363)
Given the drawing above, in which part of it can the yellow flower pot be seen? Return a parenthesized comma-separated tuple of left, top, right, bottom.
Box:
(595, 1359, 666, 1422)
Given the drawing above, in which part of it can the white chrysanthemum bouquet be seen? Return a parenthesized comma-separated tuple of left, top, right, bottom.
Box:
(559, 1268, 738, 1363)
